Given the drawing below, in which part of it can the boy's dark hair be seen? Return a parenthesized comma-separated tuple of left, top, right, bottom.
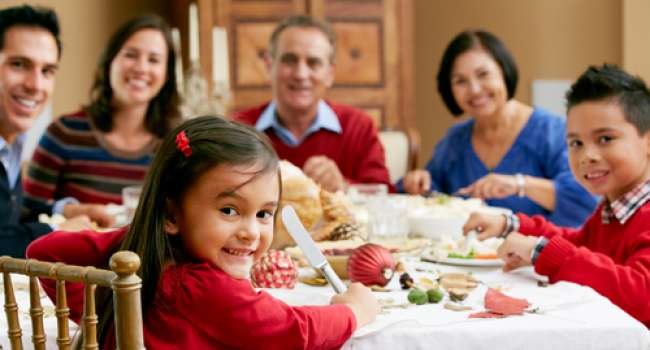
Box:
(93, 115, 279, 346)
(269, 15, 336, 63)
(566, 64, 650, 135)
(437, 29, 518, 117)
(85, 14, 180, 138)
(0, 4, 61, 58)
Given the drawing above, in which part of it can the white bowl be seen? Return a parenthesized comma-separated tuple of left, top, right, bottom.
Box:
(408, 214, 466, 240)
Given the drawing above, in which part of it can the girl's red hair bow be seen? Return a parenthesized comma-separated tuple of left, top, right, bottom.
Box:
(175, 130, 192, 158)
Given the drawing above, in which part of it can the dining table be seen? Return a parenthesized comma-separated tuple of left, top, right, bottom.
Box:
(267, 258, 650, 350)
(2, 260, 650, 349)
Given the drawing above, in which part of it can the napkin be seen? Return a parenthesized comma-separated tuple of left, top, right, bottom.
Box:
(469, 288, 530, 318)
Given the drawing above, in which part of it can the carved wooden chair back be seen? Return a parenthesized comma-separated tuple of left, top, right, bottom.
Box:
(0, 251, 144, 350)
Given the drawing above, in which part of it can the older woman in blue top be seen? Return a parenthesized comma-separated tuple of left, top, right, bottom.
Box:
(400, 30, 596, 227)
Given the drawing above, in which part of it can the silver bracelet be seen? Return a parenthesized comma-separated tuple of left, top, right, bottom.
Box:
(515, 173, 526, 198)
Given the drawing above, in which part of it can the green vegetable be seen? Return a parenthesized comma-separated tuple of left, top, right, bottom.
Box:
(426, 288, 444, 303)
(447, 249, 475, 259)
(434, 194, 451, 205)
(407, 288, 428, 305)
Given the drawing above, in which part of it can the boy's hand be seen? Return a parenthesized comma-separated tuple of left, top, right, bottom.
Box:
(462, 212, 506, 240)
(403, 170, 431, 195)
(57, 215, 94, 231)
(496, 233, 538, 272)
(331, 282, 379, 328)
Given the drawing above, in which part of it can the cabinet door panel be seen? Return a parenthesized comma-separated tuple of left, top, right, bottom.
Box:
(332, 20, 383, 86)
(234, 21, 274, 87)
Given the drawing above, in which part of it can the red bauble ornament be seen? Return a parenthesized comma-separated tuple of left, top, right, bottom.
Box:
(347, 243, 395, 287)
(251, 250, 298, 288)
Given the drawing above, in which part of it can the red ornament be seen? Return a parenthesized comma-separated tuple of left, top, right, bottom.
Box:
(251, 250, 298, 289)
(347, 243, 395, 287)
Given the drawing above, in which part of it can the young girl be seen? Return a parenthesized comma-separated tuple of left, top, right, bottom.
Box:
(23, 14, 181, 228)
(27, 116, 379, 349)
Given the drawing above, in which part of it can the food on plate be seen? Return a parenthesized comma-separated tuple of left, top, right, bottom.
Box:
(425, 235, 502, 261)
(274, 161, 362, 248)
(444, 302, 473, 312)
(439, 272, 479, 290)
(251, 250, 298, 289)
(448, 288, 469, 302)
(328, 223, 364, 241)
(347, 243, 395, 287)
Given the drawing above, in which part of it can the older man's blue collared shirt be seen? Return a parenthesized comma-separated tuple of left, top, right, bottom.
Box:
(255, 101, 342, 146)
(0, 134, 25, 190)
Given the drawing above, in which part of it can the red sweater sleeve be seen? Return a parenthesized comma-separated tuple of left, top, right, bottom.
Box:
(517, 212, 587, 245)
(534, 232, 650, 324)
(166, 263, 356, 350)
(522, 204, 650, 325)
(25, 228, 125, 322)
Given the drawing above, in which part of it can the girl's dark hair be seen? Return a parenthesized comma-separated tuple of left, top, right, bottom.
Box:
(566, 64, 650, 135)
(85, 14, 180, 137)
(94, 116, 279, 346)
(437, 29, 519, 117)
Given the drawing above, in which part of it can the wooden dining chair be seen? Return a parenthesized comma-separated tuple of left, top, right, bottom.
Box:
(378, 127, 420, 183)
(0, 251, 145, 350)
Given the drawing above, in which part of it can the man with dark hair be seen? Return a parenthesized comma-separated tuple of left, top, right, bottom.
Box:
(234, 15, 390, 192)
(0, 5, 89, 257)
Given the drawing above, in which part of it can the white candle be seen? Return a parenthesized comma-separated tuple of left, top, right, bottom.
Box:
(212, 26, 230, 87)
(188, 2, 199, 63)
(171, 28, 184, 94)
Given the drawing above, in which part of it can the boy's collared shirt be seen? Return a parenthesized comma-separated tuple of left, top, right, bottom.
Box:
(602, 179, 650, 224)
(255, 100, 342, 147)
(0, 133, 25, 189)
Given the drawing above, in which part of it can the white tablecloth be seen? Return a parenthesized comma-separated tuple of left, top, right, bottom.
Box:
(4, 264, 649, 350)
(267, 262, 650, 350)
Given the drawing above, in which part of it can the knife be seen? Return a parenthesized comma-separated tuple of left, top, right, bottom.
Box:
(281, 205, 347, 293)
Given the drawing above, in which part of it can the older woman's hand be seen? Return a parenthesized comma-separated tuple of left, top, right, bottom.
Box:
(403, 169, 431, 195)
(457, 173, 518, 199)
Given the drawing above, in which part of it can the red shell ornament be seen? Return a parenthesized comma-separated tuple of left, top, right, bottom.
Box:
(251, 250, 298, 289)
(347, 243, 395, 287)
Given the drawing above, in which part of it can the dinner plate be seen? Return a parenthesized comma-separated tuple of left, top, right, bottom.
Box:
(422, 256, 504, 267)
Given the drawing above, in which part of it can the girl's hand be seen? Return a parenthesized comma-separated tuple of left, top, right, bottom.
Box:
(496, 233, 538, 272)
(462, 212, 506, 240)
(403, 170, 431, 195)
(457, 173, 518, 199)
(331, 282, 379, 328)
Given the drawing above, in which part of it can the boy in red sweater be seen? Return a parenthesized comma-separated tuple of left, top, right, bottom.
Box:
(463, 64, 650, 326)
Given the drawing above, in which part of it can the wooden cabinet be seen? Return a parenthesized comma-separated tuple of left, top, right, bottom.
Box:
(170, 0, 414, 129)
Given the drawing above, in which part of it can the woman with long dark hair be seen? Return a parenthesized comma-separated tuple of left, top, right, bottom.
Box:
(23, 14, 181, 227)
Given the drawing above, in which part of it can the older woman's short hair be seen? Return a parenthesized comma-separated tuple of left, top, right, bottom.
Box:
(436, 30, 518, 116)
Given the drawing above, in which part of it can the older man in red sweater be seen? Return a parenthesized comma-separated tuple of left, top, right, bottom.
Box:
(233, 15, 390, 192)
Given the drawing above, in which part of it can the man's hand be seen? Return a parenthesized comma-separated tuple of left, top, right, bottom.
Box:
(303, 155, 346, 192)
(63, 203, 115, 228)
(496, 233, 538, 272)
(402, 170, 431, 195)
